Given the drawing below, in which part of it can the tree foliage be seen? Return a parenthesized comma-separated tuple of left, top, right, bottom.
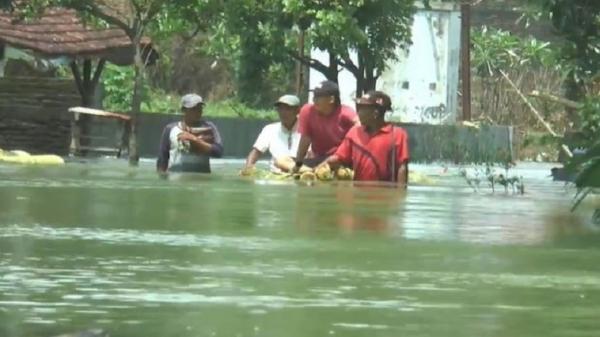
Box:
(530, 0, 600, 103)
(284, 0, 416, 94)
(208, 0, 417, 101)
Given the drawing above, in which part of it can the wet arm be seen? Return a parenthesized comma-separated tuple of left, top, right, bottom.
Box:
(156, 127, 171, 172)
(324, 155, 343, 170)
(295, 134, 312, 162)
(397, 163, 408, 189)
(245, 148, 263, 167)
(189, 136, 215, 155)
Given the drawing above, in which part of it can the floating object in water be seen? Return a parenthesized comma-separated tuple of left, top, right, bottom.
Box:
(459, 168, 482, 191)
(409, 171, 435, 185)
(460, 166, 524, 194)
(299, 171, 316, 181)
(51, 329, 109, 337)
(0, 148, 64, 165)
(550, 167, 575, 182)
(242, 166, 435, 185)
(336, 167, 354, 180)
(314, 164, 334, 181)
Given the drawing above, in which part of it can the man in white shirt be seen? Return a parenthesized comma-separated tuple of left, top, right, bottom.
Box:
(243, 94, 301, 173)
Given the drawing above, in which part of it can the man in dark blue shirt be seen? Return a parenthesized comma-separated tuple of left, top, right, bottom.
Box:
(157, 94, 223, 173)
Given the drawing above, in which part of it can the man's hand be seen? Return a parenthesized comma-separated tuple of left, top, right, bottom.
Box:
(240, 165, 256, 177)
(177, 131, 196, 142)
(291, 160, 303, 173)
(197, 134, 214, 143)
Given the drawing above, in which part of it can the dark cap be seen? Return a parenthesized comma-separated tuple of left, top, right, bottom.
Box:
(310, 80, 340, 97)
(355, 91, 392, 112)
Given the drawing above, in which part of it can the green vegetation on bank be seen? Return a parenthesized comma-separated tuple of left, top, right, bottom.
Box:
(102, 64, 277, 120)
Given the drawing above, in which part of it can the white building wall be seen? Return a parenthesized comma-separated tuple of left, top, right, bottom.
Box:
(309, 2, 461, 124)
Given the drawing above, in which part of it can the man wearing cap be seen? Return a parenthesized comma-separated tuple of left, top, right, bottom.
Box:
(292, 80, 359, 171)
(319, 90, 409, 187)
(242, 94, 302, 173)
(157, 93, 223, 173)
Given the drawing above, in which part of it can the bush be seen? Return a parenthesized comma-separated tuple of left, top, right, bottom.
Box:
(101, 64, 277, 119)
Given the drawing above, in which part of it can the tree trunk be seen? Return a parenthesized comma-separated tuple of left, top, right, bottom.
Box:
(355, 51, 368, 96)
(563, 71, 583, 128)
(326, 52, 338, 83)
(129, 27, 144, 166)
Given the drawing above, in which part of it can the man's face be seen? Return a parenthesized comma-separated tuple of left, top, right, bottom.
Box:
(276, 104, 298, 125)
(357, 104, 377, 127)
(183, 105, 203, 123)
(312, 95, 335, 115)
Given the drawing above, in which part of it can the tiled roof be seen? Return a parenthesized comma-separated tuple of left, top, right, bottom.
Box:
(0, 7, 156, 64)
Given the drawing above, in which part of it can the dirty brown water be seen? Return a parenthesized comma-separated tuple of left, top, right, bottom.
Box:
(1, 160, 600, 337)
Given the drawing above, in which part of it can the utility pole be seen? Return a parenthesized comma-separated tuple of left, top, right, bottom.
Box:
(460, 1, 472, 121)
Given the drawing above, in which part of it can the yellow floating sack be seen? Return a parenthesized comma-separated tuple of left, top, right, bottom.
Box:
(0, 148, 65, 165)
(408, 171, 435, 185)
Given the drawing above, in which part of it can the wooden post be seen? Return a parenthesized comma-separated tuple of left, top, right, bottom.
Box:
(460, 2, 472, 121)
(69, 111, 81, 156)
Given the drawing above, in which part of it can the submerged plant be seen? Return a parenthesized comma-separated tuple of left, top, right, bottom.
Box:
(568, 139, 600, 211)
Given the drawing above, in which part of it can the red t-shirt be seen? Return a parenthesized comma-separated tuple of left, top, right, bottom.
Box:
(297, 104, 358, 157)
(334, 124, 409, 181)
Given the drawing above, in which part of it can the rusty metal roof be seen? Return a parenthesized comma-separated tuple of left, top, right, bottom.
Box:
(0, 7, 156, 65)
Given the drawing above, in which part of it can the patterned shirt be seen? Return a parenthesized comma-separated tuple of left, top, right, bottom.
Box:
(157, 120, 223, 173)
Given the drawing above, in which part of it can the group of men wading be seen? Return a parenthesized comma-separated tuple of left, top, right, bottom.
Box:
(156, 80, 410, 187)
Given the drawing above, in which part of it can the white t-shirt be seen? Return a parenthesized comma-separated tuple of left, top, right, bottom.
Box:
(253, 121, 300, 169)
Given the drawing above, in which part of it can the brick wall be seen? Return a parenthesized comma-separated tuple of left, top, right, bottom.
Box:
(0, 77, 80, 154)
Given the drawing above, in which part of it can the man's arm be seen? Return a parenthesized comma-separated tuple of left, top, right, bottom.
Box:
(180, 132, 214, 155)
(207, 122, 223, 157)
(395, 129, 409, 188)
(397, 162, 408, 188)
(245, 148, 263, 167)
(294, 104, 312, 170)
(156, 125, 171, 172)
(318, 136, 352, 171)
(184, 122, 224, 157)
(323, 154, 342, 170)
(295, 134, 312, 164)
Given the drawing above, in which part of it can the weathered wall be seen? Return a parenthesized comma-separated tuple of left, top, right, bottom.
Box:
(130, 114, 513, 163)
(1, 89, 513, 163)
(0, 77, 79, 154)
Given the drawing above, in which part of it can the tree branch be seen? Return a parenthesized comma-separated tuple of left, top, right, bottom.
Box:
(500, 70, 573, 158)
(92, 59, 106, 86)
(69, 1, 132, 36)
(287, 49, 332, 76)
(70, 60, 84, 98)
(337, 57, 359, 76)
(528, 90, 582, 109)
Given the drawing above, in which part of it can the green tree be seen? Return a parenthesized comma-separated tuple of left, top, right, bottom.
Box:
(216, 0, 416, 99)
(284, 0, 415, 94)
(13, 0, 218, 165)
(530, 0, 600, 125)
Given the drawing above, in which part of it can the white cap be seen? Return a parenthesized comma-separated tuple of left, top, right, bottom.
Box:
(181, 93, 204, 108)
(274, 94, 300, 107)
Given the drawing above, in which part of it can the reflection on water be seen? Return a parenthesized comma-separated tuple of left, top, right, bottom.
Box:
(1, 160, 600, 337)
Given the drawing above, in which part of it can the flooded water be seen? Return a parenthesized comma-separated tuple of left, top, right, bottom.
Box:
(1, 160, 600, 337)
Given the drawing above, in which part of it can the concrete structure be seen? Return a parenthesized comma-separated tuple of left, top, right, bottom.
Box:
(309, 2, 461, 124)
(88, 114, 513, 163)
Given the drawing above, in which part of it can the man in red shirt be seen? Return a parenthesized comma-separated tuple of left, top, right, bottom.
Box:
(293, 80, 359, 171)
(320, 90, 409, 187)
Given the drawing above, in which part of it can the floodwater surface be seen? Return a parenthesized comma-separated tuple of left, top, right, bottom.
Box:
(1, 160, 599, 337)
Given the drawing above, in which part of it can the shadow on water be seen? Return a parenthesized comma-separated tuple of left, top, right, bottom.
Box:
(1, 160, 600, 337)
